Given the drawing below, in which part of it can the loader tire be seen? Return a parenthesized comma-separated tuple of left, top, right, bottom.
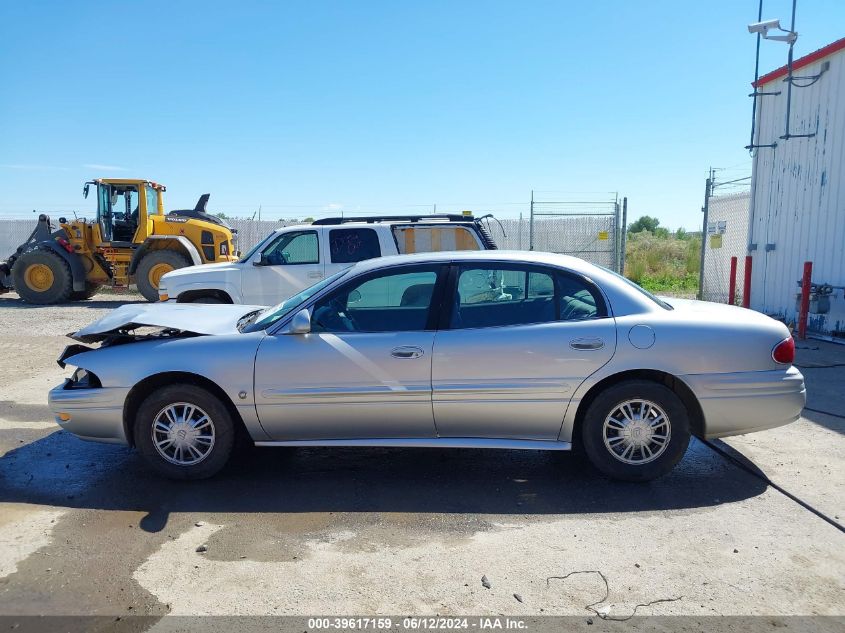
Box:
(12, 249, 73, 305)
(136, 250, 191, 302)
(71, 282, 102, 301)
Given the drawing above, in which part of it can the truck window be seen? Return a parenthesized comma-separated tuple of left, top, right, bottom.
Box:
(392, 225, 481, 254)
(329, 228, 381, 263)
(262, 231, 319, 265)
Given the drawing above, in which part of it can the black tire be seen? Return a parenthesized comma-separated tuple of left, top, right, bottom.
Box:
(580, 380, 691, 482)
(70, 282, 102, 301)
(134, 384, 236, 480)
(135, 250, 191, 302)
(11, 248, 73, 304)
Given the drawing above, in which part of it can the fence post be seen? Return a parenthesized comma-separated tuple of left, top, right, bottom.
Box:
(614, 199, 621, 273)
(742, 255, 753, 308)
(528, 190, 534, 251)
(728, 256, 738, 305)
(697, 173, 712, 300)
(798, 261, 812, 340)
(620, 197, 628, 275)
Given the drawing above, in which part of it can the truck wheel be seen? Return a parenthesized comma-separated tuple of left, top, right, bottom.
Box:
(71, 282, 102, 301)
(11, 249, 73, 304)
(136, 251, 191, 302)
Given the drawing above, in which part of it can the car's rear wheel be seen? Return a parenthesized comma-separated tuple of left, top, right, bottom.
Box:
(134, 384, 235, 479)
(581, 380, 690, 481)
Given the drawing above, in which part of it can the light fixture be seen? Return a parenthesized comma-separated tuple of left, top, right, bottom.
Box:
(747, 18, 797, 43)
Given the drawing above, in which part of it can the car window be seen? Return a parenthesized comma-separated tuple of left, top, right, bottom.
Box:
(450, 265, 604, 329)
(329, 228, 381, 263)
(392, 225, 480, 254)
(311, 266, 440, 333)
(262, 231, 319, 265)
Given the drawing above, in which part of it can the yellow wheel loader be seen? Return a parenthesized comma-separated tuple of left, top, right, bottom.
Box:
(0, 178, 237, 304)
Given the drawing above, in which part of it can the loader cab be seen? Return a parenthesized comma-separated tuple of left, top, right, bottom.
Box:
(84, 179, 165, 244)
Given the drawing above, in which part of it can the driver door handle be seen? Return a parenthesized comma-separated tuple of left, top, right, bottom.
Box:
(570, 337, 604, 350)
(391, 346, 424, 359)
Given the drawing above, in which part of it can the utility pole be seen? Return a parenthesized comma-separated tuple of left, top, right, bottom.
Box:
(697, 168, 714, 300)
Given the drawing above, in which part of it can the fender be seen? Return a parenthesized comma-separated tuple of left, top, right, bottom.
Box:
(129, 236, 202, 274)
(41, 241, 88, 292)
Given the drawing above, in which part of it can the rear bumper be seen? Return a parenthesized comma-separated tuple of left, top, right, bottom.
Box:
(683, 366, 806, 439)
(48, 382, 130, 444)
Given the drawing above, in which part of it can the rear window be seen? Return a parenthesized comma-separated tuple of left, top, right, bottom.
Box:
(329, 228, 381, 263)
(392, 225, 480, 254)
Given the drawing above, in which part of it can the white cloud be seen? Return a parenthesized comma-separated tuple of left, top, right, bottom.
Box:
(83, 163, 129, 172)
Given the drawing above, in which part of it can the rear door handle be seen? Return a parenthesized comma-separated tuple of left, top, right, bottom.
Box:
(570, 338, 604, 350)
(307, 271, 323, 279)
(391, 346, 424, 359)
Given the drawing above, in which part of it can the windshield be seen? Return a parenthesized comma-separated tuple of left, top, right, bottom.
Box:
(599, 266, 674, 310)
(241, 269, 350, 332)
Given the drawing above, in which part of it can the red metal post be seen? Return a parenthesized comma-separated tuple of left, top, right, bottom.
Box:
(798, 261, 813, 340)
(742, 256, 753, 308)
(728, 256, 738, 305)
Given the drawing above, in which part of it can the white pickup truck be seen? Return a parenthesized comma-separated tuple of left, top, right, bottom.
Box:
(158, 215, 498, 304)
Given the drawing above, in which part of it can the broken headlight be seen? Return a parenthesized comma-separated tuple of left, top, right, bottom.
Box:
(66, 368, 102, 389)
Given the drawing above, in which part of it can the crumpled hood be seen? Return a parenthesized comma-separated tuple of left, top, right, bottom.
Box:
(71, 302, 264, 343)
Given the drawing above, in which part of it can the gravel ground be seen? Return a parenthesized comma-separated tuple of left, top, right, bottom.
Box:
(0, 291, 843, 626)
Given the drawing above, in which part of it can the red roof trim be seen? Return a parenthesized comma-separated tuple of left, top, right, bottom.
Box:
(753, 36, 845, 87)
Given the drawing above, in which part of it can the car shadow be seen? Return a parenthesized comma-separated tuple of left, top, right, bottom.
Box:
(0, 430, 767, 532)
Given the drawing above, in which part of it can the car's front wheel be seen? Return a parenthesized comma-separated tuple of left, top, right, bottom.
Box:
(134, 384, 235, 479)
(580, 380, 691, 482)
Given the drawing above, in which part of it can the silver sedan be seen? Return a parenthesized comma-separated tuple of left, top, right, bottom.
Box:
(48, 251, 806, 481)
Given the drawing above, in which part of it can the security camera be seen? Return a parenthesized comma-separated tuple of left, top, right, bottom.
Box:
(748, 19, 782, 34)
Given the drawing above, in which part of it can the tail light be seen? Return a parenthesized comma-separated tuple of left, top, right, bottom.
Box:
(772, 336, 795, 364)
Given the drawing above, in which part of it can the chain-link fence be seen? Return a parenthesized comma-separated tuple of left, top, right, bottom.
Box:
(528, 195, 623, 272)
(2, 212, 626, 271)
(0, 220, 38, 260)
(699, 191, 751, 303)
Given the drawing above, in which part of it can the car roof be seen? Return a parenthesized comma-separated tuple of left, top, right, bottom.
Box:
(347, 250, 600, 275)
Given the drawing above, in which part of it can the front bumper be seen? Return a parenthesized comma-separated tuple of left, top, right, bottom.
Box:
(683, 366, 806, 439)
(48, 382, 130, 444)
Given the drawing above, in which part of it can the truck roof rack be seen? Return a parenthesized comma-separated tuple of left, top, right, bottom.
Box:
(312, 214, 475, 225)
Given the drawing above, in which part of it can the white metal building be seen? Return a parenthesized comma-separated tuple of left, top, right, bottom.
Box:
(748, 37, 845, 338)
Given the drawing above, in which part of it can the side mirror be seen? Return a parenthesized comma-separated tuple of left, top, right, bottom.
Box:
(287, 308, 311, 334)
(253, 253, 266, 266)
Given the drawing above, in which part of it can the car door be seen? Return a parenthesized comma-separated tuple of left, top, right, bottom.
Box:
(243, 229, 324, 305)
(254, 263, 447, 440)
(431, 263, 616, 440)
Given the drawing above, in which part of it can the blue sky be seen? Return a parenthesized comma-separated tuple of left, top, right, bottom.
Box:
(1, 1, 843, 229)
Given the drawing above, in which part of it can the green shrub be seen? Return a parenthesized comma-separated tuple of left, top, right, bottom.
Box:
(624, 230, 701, 295)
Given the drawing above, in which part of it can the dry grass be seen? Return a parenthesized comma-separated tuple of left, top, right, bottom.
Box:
(625, 231, 700, 293)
